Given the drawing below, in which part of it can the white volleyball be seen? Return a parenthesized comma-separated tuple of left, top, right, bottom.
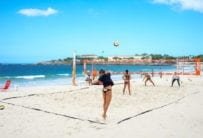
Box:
(113, 40, 119, 47)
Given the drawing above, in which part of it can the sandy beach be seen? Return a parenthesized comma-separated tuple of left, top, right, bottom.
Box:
(0, 75, 203, 138)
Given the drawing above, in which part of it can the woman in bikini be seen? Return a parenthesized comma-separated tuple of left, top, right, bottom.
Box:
(98, 69, 114, 120)
(123, 69, 131, 95)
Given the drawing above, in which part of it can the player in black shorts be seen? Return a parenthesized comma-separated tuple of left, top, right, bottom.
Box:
(98, 69, 114, 120)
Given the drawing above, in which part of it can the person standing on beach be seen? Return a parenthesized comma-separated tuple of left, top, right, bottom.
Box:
(151, 69, 154, 77)
(171, 72, 180, 87)
(159, 68, 163, 78)
(143, 73, 155, 86)
(122, 69, 131, 95)
(98, 69, 114, 120)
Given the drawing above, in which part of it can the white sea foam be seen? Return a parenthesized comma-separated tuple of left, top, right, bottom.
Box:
(15, 75, 45, 80)
(57, 73, 70, 76)
(0, 76, 11, 79)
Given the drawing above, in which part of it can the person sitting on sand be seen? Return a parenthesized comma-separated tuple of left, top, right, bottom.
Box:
(171, 72, 180, 87)
(98, 69, 114, 120)
(85, 70, 92, 85)
(92, 68, 98, 80)
(91, 79, 100, 85)
(143, 73, 155, 86)
(122, 69, 131, 95)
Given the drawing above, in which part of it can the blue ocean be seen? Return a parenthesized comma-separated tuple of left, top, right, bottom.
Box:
(0, 64, 176, 87)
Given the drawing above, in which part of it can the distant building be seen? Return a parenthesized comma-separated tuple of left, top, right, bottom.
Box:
(78, 54, 152, 64)
(108, 55, 148, 61)
(79, 54, 98, 59)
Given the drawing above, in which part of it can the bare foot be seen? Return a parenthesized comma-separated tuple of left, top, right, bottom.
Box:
(102, 114, 107, 120)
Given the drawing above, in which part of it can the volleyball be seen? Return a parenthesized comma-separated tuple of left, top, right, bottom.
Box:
(113, 40, 119, 47)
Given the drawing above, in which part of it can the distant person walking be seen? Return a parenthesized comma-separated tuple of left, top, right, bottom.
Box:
(171, 72, 180, 87)
(98, 69, 114, 120)
(143, 73, 155, 86)
(122, 70, 131, 95)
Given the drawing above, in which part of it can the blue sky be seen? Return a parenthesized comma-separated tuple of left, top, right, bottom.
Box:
(0, 0, 203, 63)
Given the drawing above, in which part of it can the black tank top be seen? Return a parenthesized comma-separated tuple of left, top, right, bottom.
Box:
(99, 73, 114, 87)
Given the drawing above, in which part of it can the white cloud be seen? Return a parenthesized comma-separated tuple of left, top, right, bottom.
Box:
(18, 7, 58, 16)
(152, 0, 203, 13)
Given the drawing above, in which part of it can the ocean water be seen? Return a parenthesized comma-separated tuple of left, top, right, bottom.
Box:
(0, 64, 176, 87)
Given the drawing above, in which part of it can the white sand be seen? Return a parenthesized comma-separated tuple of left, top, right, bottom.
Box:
(0, 75, 203, 138)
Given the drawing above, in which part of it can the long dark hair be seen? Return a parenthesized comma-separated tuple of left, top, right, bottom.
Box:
(99, 69, 105, 75)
